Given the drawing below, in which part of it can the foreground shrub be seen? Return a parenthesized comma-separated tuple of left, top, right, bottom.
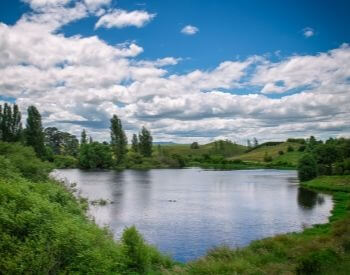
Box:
(0, 142, 52, 181)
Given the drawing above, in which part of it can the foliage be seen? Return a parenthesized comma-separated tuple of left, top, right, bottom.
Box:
(78, 142, 113, 169)
(263, 152, 272, 162)
(25, 106, 46, 159)
(138, 126, 153, 157)
(0, 142, 52, 181)
(44, 127, 79, 156)
(0, 143, 174, 274)
(131, 133, 139, 152)
(287, 145, 294, 152)
(110, 115, 128, 165)
(0, 103, 22, 142)
(80, 129, 87, 145)
(54, 155, 78, 169)
(298, 153, 318, 181)
(190, 141, 200, 149)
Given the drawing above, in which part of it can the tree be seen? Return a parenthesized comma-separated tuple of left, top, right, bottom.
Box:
(253, 137, 259, 147)
(26, 106, 46, 159)
(81, 129, 87, 145)
(138, 126, 153, 157)
(110, 115, 128, 164)
(0, 103, 22, 142)
(190, 142, 199, 149)
(298, 153, 318, 181)
(131, 134, 139, 152)
(78, 142, 112, 169)
(247, 139, 252, 148)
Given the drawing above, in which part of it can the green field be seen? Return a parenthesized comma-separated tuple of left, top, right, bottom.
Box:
(159, 141, 247, 158)
(229, 142, 304, 166)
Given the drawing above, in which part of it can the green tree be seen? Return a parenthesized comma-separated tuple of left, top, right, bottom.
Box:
(26, 106, 46, 159)
(138, 126, 153, 157)
(131, 133, 139, 152)
(298, 153, 318, 181)
(81, 129, 87, 145)
(0, 103, 22, 142)
(110, 115, 127, 164)
(253, 137, 259, 147)
(190, 142, 199, 149)
(78, 142, 112, 169)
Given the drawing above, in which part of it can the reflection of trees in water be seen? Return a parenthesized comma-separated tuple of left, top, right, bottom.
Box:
(297, 187, 324, 209)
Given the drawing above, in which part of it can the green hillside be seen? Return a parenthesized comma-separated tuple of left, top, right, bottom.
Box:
(230, 142, 304, 166)
(159, 140, 247, 158)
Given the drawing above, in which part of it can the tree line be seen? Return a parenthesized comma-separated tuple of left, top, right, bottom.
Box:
(0, 103, 153, 169)
(298, 136, 350, 181)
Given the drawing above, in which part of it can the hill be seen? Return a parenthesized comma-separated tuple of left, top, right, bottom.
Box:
(159, 140, 247, 158)
(230, 141, 304, 166)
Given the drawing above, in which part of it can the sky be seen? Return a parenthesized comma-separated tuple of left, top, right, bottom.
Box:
(0, 0, 350, 144)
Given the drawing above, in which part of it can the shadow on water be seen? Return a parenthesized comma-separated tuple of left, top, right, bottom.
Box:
(297, 187, 325, 209)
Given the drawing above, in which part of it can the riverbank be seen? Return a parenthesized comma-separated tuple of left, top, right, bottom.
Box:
(0, 142, 174, 274)
(164, 176, 350, 274)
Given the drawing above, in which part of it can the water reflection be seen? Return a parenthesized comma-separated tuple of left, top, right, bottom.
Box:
(54, 168, 333, 262)
(297, 187, 325, 209)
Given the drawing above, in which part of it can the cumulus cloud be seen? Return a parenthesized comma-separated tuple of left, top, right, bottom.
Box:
(95, 9, 156, 29)
(1, 2, 350, 143)
(181, 25, 199, 35)
(303, 27, 314, 38)
(83, 0, 111, 11)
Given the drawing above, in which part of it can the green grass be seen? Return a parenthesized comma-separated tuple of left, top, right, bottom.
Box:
(230, 142, 303, 165)
(160, 141, 247, 158)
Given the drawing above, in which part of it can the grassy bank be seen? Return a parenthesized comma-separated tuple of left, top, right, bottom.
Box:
(164, 176, 350, 274)
(0, 142, 174, 274)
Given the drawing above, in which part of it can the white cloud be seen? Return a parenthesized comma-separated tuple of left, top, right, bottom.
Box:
(303, 27, 314, 38)
(95, 9, 156, 29)
(181, 25, 199, 35)
(22, 0, 72, 9)
(252, 44, 350, 94)
(1, 3, 350, 143)
(83, 0, 111, 11)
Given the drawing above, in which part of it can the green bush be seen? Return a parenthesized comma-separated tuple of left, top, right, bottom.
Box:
(0, 143, 174, 274)
(287, 145, 294, 152)
(264, 152, 273, 162)
(298, 153, 318, 181)
(278, 150, 284, 155)
(0, 142, 52, 181)
(296, 249, 338, 274)
(54, 155, 78, 168)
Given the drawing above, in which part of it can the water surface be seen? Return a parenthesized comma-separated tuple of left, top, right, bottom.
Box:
(54, 168, 332, 262)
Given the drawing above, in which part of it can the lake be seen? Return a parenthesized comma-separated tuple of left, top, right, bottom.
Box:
(53, 168, 333, 262)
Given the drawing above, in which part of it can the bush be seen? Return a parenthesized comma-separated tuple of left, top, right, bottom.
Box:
(0, 142, 52, 181)
(287, 145, 294, 152)
(278, 150, 284, 155)
(264, 152, 273, 162)
(296, 249, 338, 274)
(298, 153, 318, 181)
(54, 155, 78, 168)
(121, 226, 150, 272)
(298, 145, 306, 152)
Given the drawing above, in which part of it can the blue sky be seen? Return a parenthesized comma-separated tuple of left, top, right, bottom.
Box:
(0, 0, 350, 143)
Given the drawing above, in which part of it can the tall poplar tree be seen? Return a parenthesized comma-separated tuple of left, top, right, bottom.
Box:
(110, 115, 127, 164)
(131, 134, 139, 152)
(0, 103, 22, 142)
(138, 126, 153, 157)
(26, 106, 46, 159)
(81, 129, 87, 145)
